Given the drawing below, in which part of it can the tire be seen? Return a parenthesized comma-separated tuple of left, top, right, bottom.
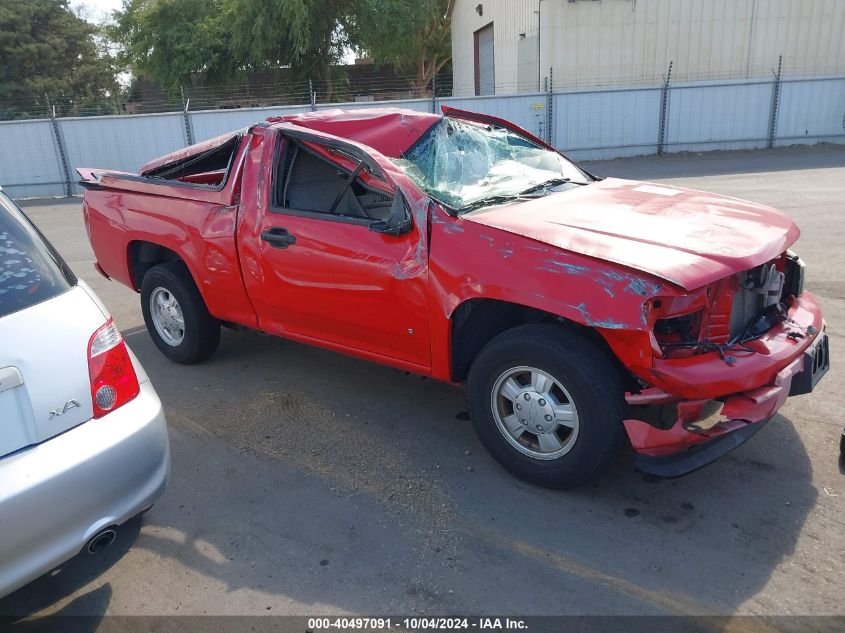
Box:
(467, 323, 627, 488)
(140, 261, 220, 364)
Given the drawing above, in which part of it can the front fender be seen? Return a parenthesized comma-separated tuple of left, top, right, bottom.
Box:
(426, 204, 677, 379)
(430, 205, 672, 330)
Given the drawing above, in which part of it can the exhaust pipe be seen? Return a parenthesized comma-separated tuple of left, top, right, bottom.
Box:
(86, 528, 117, 554)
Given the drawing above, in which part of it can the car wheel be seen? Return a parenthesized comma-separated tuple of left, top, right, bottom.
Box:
(140, 261, 220, 364)
(467, 323, 627, 488)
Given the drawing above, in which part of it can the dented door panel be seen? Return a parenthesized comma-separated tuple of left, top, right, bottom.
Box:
(236, 128, 431, 368)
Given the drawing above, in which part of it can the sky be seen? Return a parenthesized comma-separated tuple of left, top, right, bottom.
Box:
(69, 0, 124, 24)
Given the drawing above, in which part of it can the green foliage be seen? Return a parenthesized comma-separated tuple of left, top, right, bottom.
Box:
(0, 0, 118, 116)
(109, 0, 234, 93)
(108, 0, 452, 100)
(226, 0, 359, 99)
(111, 0, 364, 99)
(354, 0, 451, 93)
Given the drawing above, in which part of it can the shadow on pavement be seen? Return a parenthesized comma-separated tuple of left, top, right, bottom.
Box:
(16, 196, 81, 209)
(8, 585, 111, 633)
(0, 517, 141, 620)
(583, 144, 845, 181)
(56, 327, 816, 617)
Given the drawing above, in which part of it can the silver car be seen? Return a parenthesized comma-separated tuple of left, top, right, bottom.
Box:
(0, 188, 169, 598)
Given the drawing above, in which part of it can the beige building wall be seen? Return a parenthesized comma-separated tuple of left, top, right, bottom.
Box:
(448, 0, 845, 95)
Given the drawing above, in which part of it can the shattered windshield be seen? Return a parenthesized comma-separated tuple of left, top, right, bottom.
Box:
(393, 117, 589, 211)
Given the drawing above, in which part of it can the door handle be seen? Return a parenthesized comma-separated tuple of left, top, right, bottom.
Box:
(261, 227, 297, 249)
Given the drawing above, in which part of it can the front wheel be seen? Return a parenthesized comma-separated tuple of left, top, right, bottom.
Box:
(467, 324, 627, 488)
(140, 262, 220, 364)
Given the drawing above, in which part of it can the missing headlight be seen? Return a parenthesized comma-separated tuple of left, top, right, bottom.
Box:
(783, 251, 805, 299)
(655, 313, 698, 338)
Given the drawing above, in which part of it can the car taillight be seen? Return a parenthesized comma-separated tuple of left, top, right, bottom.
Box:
(87, 319, 140, 418)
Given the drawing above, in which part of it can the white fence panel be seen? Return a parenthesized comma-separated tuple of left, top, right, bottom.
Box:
(438, 93, 549, 142)
(0, 119, 66, 198)
(190, 104, 310, 142)
(1, 76, 843, 199)
(553, 87, 662, 161)
(315, 98, 433, 114)
(665, 80, 772, 153)
(776, 77, 845, 146)
(60, 113, 186, 194)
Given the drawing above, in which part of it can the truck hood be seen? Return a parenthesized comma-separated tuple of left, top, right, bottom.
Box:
(463, 178, 800, 290)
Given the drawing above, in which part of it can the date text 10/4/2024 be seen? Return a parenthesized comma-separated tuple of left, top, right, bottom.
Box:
(306, 617, 528, 630)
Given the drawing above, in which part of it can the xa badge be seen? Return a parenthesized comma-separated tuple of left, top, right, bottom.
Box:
(49, 399, 81, 420)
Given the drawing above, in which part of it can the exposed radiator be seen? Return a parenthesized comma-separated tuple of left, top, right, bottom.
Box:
(728, 263, 785, 341)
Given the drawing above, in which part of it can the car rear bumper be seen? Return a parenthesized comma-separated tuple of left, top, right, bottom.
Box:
(623, 296, 829, 477)
(0, 380, 169, 598)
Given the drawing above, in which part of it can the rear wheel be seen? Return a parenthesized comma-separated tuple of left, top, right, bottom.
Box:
(140, 262, 220, 364)
(467, 324, 627, 488)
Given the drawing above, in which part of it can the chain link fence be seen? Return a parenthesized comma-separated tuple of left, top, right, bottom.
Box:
(0, 70, 456, 120)
(1, 66, 843, 199)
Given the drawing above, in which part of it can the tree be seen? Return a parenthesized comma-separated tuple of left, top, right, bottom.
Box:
(109, 0, 235, 93)
(111, 0, 359, 102)
(225, 0, 359, 102)
(0, 0, 119, 117)
(353, 0, 451, 96)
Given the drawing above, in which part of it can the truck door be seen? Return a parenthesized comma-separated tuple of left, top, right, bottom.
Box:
(238, 128, 431, 370)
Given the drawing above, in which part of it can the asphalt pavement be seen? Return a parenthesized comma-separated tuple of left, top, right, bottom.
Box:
(2, 144, 843, 620)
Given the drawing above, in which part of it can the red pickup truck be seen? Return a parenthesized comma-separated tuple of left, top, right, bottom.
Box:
(79, 106, 829, 487)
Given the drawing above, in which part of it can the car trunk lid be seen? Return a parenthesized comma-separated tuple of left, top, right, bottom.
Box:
(0, 286, 106, 458)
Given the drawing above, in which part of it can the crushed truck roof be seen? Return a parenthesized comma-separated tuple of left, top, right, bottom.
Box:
(139, 108, 442, 176)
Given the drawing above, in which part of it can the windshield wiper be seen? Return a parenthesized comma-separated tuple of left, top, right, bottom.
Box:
(459, 193, 540, 213)
(519, 177, 572, 195)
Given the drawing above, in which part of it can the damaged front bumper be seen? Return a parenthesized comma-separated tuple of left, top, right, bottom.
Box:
(623, 292, 829, 477)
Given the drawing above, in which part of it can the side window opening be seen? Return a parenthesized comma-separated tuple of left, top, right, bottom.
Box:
(141, 135, 241, 188)
(274, 139, 393, 222)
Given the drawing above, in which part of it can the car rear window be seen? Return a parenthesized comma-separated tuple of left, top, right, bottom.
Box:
(0, 192, 75, 319)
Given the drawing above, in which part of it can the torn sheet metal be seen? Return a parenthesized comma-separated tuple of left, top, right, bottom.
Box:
(140, 129, 245, 175)
(268, 108, 441, 159)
